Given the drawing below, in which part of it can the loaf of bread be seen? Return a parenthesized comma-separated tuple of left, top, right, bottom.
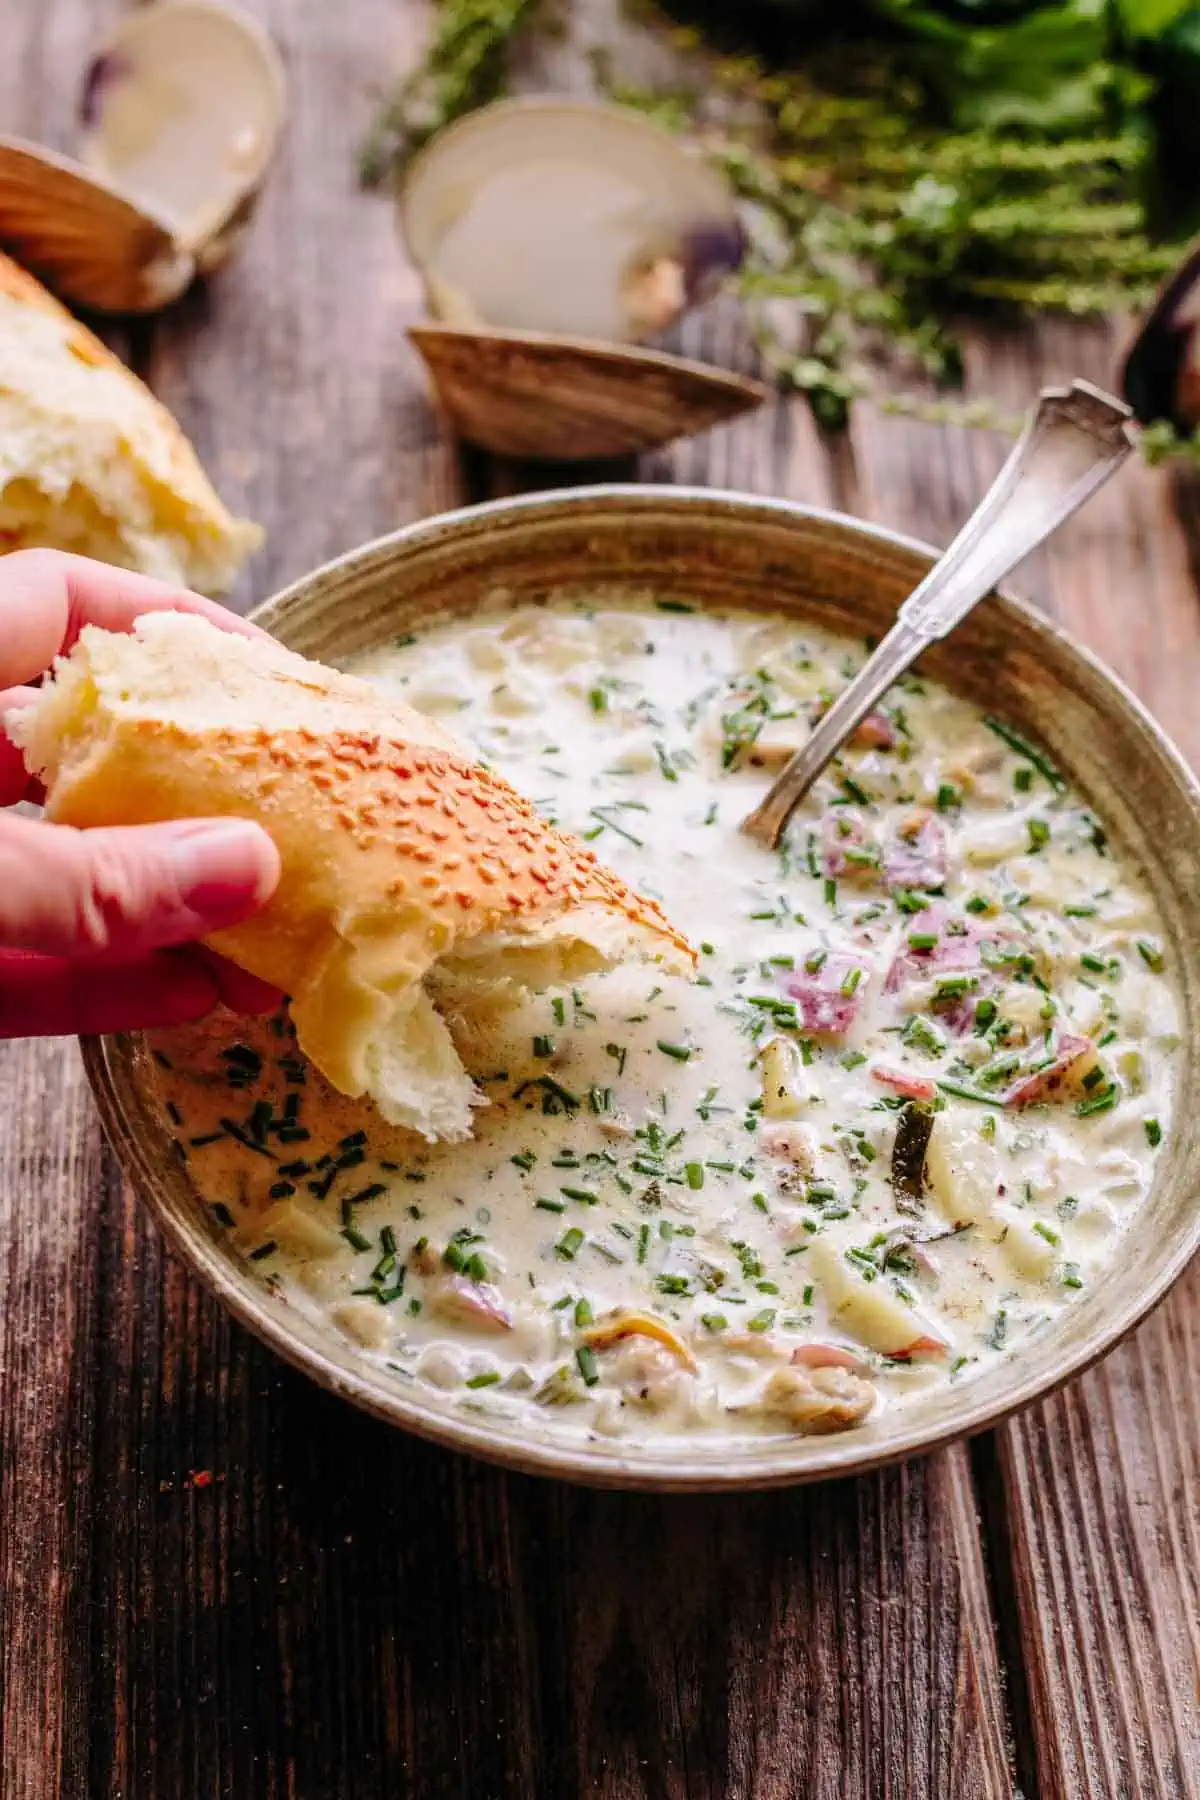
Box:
(11, 613, 695, 1140)
(0, 251, 260, 593)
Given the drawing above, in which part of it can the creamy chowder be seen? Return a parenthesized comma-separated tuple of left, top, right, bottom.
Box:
(143, 597, 1180, 1444)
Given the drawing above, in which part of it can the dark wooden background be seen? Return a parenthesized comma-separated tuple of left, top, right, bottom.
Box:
(2, 3, 1199, 1796)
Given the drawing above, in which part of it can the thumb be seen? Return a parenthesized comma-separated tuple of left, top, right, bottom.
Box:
(0, 813, 281, 960)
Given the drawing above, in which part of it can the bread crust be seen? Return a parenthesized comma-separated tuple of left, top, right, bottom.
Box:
(0, 249, 260, 591)
(12, 614, 695, 1124)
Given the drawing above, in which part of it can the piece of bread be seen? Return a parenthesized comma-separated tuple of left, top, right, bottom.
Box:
(11, 613, 695, 1140)
(0, 251, 260, 593)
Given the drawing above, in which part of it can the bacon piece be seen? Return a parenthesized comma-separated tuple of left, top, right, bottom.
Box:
(871, 1064, 936, 1103)
(790, 1342, 874, 1375)
(786, 951, 872, 1037)
(1005, 1034, 1098, 1108)
(884, 811, 948, 892)
(820, 812, 880, 882)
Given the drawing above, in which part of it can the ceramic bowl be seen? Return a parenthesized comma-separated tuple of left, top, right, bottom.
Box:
(81, 487, 1200, 1490)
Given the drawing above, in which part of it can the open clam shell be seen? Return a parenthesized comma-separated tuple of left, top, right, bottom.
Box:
(79, 0, 286, 273)
(408, 322, 768, 460)
(400, 97, 745, 346)
(0, 0, 283, 313)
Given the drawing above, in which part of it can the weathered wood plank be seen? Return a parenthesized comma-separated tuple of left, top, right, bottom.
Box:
(848, 311, 1200, 1798)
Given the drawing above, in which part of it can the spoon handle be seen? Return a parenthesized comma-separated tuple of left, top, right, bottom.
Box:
(741, 379, 1137, 849)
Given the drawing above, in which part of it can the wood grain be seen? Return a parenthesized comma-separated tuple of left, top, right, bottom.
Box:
(2, 1, 1200, 1796)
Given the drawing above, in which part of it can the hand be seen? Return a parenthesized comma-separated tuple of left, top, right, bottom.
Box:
(0, 549, 282, 1038)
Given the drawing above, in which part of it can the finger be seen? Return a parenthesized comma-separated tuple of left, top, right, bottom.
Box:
(0, 548, 269, 688)
(190, 945, 283, 1016)
(0, 947, 220, 1038)
(0, 686, 39, 805)
(0, 812, 281, 958)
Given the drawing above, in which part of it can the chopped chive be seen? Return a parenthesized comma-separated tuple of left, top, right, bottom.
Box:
(574, 1297, 594, 1327)
(656, 1040, 693, 1062)
(636, 1224, 650, 1264)
(824, 877, 837, 909)
(210, 1202, 236, 1229)
(248, 1241, 277, 1262)
(984, 717, 1065, 791)
(685, 1161, 705, 1190)
(1136, 939, 1165, 971)
(1145, 1118, 1162, 1148)
(557, 1227, 584, 1260)
(536, 1197, 566, 1213)
(907, 931, 939, 950)
(1027, 819, 1050, 852)
(1033, 1221, 1060, 1245)
(512, 1150, 536, 1172)
(341, 1226, 372, 1252)
(1061, 1263, 1084, 1289)
(1076, 1086, 1118, 1117)
(701, 1313, 727, 1333)
(840, 966, 863, 997)
(1080, 952, 1107, 975)
(466, 1370, 502, 1389)
(533, 1034, 556, 1058)
(560, 1186, 598, 1205)
(935, 782, 961, 811)
(576, 1346, 600, 1386)
(936, 1078, 1006, 1107)
(747, 1309, 777, 1332)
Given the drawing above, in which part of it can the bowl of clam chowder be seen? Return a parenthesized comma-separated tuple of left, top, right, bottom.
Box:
(83, 488, 1200, 1489)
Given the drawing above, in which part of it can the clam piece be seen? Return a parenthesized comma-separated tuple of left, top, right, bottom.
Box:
(0, 0, 284, 313)
(79, 0, 286, 271)
(401, 98, 745, 345)
(409, 322, 767, 461)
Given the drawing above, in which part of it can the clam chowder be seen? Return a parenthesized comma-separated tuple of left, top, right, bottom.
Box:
(144, 598, 1180, 1443)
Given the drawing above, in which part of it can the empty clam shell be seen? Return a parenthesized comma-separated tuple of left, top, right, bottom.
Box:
(79, 0, 286, 269)
(400, 97, 745, 346)
(0, 0, 283, 314)
(408, 323, 769, 460)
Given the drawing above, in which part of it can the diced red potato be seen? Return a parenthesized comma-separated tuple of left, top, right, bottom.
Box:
(883, 905, 1015, 1033)
(884, 811, 948, 892)
(790, 1342, 874, 1376)
(870, 1064, 936, 1102)
(785, 951, 873, 1038)
(428, 1276, 514, 1331)
(1005, 1034, 1099, 1108)
(821, 812, 881, 882)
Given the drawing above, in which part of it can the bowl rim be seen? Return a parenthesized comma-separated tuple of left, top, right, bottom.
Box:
(85, 484, 1200, 1490)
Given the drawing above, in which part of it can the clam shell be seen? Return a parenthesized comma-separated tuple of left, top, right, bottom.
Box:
(78, 0, 286, 268)
(400, 96, 743, 345)
(408, 323, 768, 460)
(0, 136, 192, 313)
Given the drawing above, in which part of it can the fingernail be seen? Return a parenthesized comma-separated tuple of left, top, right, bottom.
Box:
(166, 820, 278, 913)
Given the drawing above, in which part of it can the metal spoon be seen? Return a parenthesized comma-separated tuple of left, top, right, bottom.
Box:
(740, 378, 1136, 850)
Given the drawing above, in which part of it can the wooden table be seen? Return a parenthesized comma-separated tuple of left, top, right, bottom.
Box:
(3, 4, 1199, 1796)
